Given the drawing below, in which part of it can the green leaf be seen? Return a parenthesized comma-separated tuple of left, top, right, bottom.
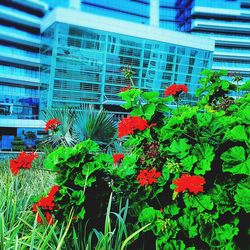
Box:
(239, 80, 250, 91)
(138, 207, 163, 225)
(200, 222, 239, 247)
(116, 155, 137, 178)
(78, 207, 85, 219)
(157, 103, 170, 112)
(162, 167, 170, 181)
(221, 146, 250, 175)
(74, 139, 99, 153)
(184, 194, 214, 212)
(130, 107, 143, 117)
(71, 190, 85, 206)
(224, 125, 248, 142)
(74, 173, 86, 187)
(118, 88, 142, 109)
(195, 159, 212, 175)
(193, 143, 215, 175)
(234, 182, 250, 213)
(164, 204, 180, 216)
(141, 91, 159, 101)
(221, 80, 230, 90)
(142, 103, 156, 120)
(44, 147, 76, 170)
(168, 139, 191, 159)
(197, 113, 213, 127)
(178, 214, 198, 238)
(161, 240, 186, 250)
(210, 183, 240, 215)
(181, 155, 198, 172)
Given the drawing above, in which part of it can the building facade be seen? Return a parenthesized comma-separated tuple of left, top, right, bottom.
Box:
(43, 0, 250, 80)
(40, 8, 213, 112)
(0, 0, 47, 150)
(176, 0, 250, 79)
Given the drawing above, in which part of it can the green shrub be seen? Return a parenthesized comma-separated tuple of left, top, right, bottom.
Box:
(11, 136, 26, 151)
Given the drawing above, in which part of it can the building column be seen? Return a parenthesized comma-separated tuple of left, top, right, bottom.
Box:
(150, 0, 159, 27)
(69, 0, 81, 10)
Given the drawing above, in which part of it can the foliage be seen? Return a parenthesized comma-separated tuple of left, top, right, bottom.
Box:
(5, 68, 250, 249)
(11, 136, 26, 151)
(44, 139, 113, 223)
(105, 69, 250, 249)
(24, 131, 37, 139)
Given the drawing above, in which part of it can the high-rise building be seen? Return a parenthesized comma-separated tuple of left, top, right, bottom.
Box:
(43, 0, 250, 79)
(40, 7, 213, 112)
(0, 0, 47, 151)
(176, 0, 250, 79)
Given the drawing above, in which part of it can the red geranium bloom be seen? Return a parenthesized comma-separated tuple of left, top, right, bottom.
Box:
(119, 85, 131, 92)
(45, 118, 62, 132)
(164, 84, 188, 97)
(113, 153, 124, 164)
(173, 174, 206, 195)
(10, 151, 38, 175)
(137, 168, 161, 186)
(32, 185, 59, 225)
(118, 116, 151, 138)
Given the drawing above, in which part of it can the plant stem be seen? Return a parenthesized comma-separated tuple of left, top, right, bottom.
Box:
(194, 196, 208, 211)
(237, 80, 239, 99)
(129, 77, 135, 87)
(176, 99, 179, 115)
(155, 196, 163, 209)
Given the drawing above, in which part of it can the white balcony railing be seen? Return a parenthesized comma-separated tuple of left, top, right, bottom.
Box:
(0, 65, 39, 80)
(0, 45, 39, 58)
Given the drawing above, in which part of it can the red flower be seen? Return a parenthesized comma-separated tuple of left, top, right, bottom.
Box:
(137, 168, 161, 186)
(113, 153, 124, 164)
(10, 151, 38, 175)
(172, 174, 206, 195)
(32, 185, 59, 225)
(118, 116, 151, 138)
(45, 118, 62, 132)
(119, 85, 131, 92)
(164, 84, 188, 97)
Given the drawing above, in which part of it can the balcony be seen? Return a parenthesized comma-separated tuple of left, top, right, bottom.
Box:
(214, 49, 250, 59)
(0, 118, 44, 128)
(212, 63, 250, 71)
(192, 32, 250, 46)
(0, 45, 40, 66)
(0, 5, 41, 28)
(192, 19, 250, 33)
(0, 25, 40, 47)
(0, 65, 40, 86)
(191, 6, 250, 20)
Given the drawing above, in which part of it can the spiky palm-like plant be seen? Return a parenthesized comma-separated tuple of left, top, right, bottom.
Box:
(43, 106, 77, 147)
(73, 105, 117, 146)
(42, 105, 117, 148)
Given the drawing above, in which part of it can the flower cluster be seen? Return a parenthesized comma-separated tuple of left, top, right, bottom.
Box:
(32, 185, 59, 225)
(10, 151, 38, 176)
(113, 153, 124, 164)
(137, 168, 161, 186)
(173, 174, 206, 195)
(45, 118, 62, 132)
(118, 116, 150, 138)
(164, 84, 188, 97)
(119, 85, 131, 92)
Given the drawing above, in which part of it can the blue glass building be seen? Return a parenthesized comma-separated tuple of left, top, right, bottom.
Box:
(0, 0, 48, 151)
(175, 0, 250, 79)
(40, 8, 213, 112)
